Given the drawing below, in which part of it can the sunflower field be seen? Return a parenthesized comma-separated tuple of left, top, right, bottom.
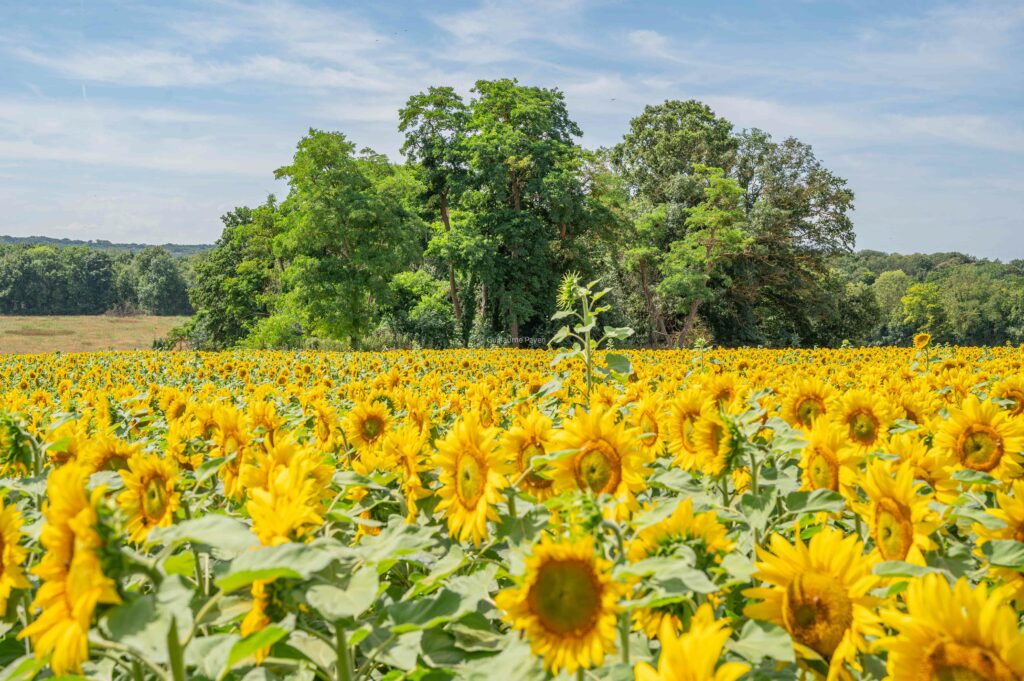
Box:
(1, 341, 1024, 681)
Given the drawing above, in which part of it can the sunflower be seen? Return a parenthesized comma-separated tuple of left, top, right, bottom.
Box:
(247, 454, 326, 546)
(627, 498, 734, 637)
(833, 389, 895, 453)
(550, 406, 648, 516)
(888, 432, 959, 505)
(212, 405, 251, 499)
(856, 459, 940, 565)
(974, 480, 1024, 604)
(744, 527, 879, 680)
(18, 464, 122, 675)
(382, 422, 431, 521)
(633, 603, 750, 681)
(913, 333, 931, 349)
(936, 394, 1024, 479)
(118, 453, 181, 543)
(495, 535, 623, 675)
(799, 419, 860, 502)
(991, 375, 1024, 417)
(434, 413, 509, 545)
(782, 377, 837, 429)
(878, 574, 1024, 681)
(691, 404, 736, 478)
(0, 498, 30, 613)
(629, 395, 664, 457)
(501, 410, 557, 500)
(342, 400, 392, 452)
(660, 389, 705, 471)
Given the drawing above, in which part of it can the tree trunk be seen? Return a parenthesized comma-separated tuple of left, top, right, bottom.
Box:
(680, 297, 702, 346)
(638, 261, 668, 345)
(438, 195, 463, 321)
(509, 308, 520, 348)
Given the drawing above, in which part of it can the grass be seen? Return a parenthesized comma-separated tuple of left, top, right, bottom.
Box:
(0, 315, 189, 355)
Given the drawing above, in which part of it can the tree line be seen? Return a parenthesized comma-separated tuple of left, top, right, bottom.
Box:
(182, 80, 871, 350)
(8, 79, 1022, 348)
(0, 243, 191, 316)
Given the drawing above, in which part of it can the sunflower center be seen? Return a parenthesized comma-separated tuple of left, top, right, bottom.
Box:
(873, 498, 913, 560)
(528, 559, 602, 635)
(574, 441, 621, 494)
(781, 572, 853, 659)
(958, 427, 1003, 471)
(142, 476, 169, 520)
(806, 445, 839, 491)
(361, 416, 384, 443)
(847, 410, 878, 445)
(797, 397, 825, 426)
(456, 452, 486, 507)
(519, 442, 553, 490)
(903, 405, 920, 423)
(639, 413, 658, 447)
(925, 641, 1017, 681)
(709, 423, 726, 456)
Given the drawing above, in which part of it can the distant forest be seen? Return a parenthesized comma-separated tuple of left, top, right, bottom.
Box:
(0, 241, 192, 316)
(0, 235, 210, 258)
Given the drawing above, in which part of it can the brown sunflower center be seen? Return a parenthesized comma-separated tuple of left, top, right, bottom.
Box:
(518, 442, 553, 490)
(361, 416, 384, 443)
(797, 396, 825, 426)
(873, 498, 913, 560)
(708, 423, 726, 456)
(456, 452, 486, 507)
(806, 445, 839, 491)
(924, 641, 1017, 681)
(575, 440, 621, 494)
(958, 426, 1003, 471)
(142, 476, 169, 520)
(678, 414, 697, 451)
(528, 559, 602, 635)
(781, 572, 853, 659)
(847, 409, 879, 445)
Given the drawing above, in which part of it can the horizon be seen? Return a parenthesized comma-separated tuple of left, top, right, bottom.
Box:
(2, 1, 1022, 258)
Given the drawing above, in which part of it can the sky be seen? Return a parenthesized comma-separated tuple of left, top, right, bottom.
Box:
(1, 0, 1023, 259)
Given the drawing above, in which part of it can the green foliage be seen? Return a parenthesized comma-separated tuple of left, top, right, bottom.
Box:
(273, 130, 424, 346)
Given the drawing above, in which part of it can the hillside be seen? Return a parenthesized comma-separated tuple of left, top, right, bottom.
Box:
(0, 235, 211, 258)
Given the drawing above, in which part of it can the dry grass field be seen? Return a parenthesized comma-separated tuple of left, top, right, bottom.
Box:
(0, 315, 188, 354)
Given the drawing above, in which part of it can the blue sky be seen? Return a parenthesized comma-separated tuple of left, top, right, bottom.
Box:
(1, 0, 1022, 258)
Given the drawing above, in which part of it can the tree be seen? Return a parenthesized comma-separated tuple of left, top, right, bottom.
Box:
(187, 201, 280, 348)
(273, 129, 422, 346)
(134, 247, 191, 315)
(460, 78, 594, 344)
(902, 283, 947, 337)
(656, 165, 749, 343)
(399, 87, 469, 322)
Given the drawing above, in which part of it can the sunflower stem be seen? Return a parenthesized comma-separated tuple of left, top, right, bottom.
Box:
(335, 624, 353, 681)
(619, 612, 630, 666)
(507, 489, 517, 520)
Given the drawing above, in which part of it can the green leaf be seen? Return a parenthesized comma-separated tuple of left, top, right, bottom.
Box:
(163, 551, 197, 577)
(353, 519, 438, 570)
(728, 620, 795, 664)
(983, 540, 1024, 570)
(952, 469, 1000, 486)
(550, 309, 574, 320)
(306, 568, 379, 620)
(550, 325, 571, 344)
(185, 635, 238, 680)
(216, 540, 351, 593)
(149, 514, 258, 558)
(739, 489, 777, 534)
(0, 656, 47, 681)
(226, 624, 289, 670)
(603, 326, 634, 341)
(784, 489, 845, 515)
(388, 566, 496, 633)
(604, 352, 633, 376)
(873, 561, 942, 578)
